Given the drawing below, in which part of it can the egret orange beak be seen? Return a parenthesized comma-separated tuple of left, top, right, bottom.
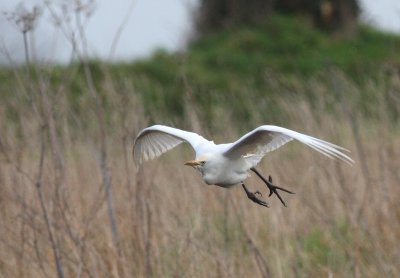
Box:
(184, 160, 202, 166)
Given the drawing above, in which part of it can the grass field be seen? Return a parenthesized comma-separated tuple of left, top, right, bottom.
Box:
(1, 69, 399, 277)
(1, 12, 400, 278)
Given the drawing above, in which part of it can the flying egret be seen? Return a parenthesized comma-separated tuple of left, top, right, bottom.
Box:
(133, 125, 353, 207)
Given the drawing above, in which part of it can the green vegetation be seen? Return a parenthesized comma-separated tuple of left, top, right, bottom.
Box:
(2, 15, 400, 128)
(186, 15, 400, 78)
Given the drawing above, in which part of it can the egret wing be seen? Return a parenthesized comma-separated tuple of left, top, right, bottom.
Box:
(133, 125, 209, 163)
(223, 125, 354, 165)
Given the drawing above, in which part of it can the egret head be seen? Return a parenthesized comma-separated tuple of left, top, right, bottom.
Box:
(184, 153, 224, 185)
(184, 154, 210, 170)
(184, 159, 206, 168)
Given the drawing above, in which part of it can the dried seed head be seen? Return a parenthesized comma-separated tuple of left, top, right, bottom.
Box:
(3, 3, 42, 34)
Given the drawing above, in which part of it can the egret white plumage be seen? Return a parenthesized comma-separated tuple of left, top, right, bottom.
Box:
(133, 125, 353, 207)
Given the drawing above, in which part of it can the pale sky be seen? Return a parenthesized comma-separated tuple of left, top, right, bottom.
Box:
(0, 0, 399, 64)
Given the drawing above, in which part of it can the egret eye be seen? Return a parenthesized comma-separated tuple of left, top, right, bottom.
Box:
(200, 161, 206, 165)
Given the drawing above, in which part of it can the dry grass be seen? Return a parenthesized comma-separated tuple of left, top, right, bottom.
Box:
(0, 69, 400, 278)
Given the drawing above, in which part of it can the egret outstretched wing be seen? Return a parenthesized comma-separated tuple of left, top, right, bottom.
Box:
(133, 125, 209, 163)
(223, 125, 354, 165)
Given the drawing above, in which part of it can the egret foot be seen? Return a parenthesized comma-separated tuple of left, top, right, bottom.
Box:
(251, 168, 295, 207)
(242, 183, 269, 207)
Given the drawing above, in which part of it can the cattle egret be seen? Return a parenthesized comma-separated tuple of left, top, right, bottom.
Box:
(133, 125, 353, 207)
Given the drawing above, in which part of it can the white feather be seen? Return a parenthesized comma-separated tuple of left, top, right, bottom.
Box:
(223, 125, 354, 166)
(133, 125, 209, 163)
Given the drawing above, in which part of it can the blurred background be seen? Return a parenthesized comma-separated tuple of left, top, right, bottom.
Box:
(0, 0, 399, 64)
(0, 0, 399, 277)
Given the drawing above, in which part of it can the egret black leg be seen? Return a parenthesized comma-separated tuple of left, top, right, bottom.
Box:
(241, 183, 269, 207)
(251, 168, 295, 207)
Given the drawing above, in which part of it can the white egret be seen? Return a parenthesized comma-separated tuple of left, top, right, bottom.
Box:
(133, 125, 353, 207)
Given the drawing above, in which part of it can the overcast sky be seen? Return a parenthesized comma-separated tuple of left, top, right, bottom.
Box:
(0, 0, 399, 64)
